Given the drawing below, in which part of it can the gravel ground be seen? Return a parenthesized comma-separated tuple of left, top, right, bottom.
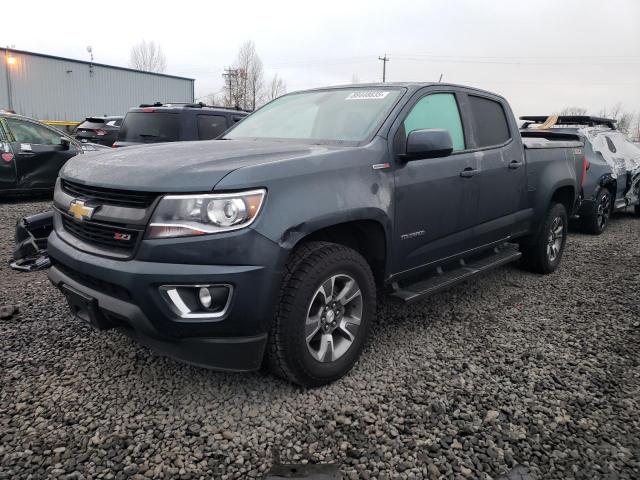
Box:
(1, 199, 638, 480)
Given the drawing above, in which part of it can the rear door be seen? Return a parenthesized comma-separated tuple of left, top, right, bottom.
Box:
(462, 93, 527, 247)
(4, 117, 79, 190)
(392, 89, 480, 275)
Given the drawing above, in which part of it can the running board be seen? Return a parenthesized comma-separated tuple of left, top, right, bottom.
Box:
(390, 245, 522, 304)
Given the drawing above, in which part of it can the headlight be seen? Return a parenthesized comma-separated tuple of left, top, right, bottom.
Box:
(147, 189, 266, 239)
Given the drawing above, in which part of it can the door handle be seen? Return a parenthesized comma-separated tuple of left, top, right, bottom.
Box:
(508, 160, 523, 169)
(460, 167, 479, 178)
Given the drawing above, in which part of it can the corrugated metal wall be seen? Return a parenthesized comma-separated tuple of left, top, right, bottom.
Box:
(0, 49, 194, 121)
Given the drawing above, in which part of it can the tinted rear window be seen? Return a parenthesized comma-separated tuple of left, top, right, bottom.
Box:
(118, 112, 180, 143)
(468, 95, 511, 148)
(77, 119, 105, 130)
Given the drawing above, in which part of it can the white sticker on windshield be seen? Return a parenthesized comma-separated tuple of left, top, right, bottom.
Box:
(345, 91, 390, 101)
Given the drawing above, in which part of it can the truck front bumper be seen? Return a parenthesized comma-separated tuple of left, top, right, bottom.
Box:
(47, 230, 285, 371)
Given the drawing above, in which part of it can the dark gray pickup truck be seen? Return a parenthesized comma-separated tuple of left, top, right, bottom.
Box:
(47, 83, 584, 387)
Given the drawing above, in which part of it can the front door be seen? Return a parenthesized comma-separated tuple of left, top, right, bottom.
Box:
(4, 117, 79, 190)
(392, 91, 480, 276)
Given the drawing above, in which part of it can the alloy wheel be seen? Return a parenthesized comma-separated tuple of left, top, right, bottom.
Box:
(596, 193, 611, 231)
(546, 216, 564, 263)
(305, 274, 363, 363)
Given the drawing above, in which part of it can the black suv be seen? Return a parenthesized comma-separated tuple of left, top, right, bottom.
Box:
(75, 116, 123, 147)
(113, 103, 249, 147)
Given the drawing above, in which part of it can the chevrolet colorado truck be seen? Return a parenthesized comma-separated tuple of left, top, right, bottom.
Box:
(47, 83, 584, 387)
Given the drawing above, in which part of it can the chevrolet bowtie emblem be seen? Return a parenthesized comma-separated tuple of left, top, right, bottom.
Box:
(68, 199, 97, 221)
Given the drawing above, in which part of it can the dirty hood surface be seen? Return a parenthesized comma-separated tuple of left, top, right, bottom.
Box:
(60, 140, 333, 192)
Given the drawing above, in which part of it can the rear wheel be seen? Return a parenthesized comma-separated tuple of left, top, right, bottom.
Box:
(520, 203, 568, 274)
(266, 242, 376, 387)
(580, 188, 611, 234)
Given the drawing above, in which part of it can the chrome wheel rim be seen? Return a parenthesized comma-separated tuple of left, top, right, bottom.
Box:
(596, 193, 611, 230)
(305, 274, 363, 363)
(546, 216, 564, 263)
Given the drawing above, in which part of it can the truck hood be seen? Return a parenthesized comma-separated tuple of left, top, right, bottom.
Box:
(60, 139, 337, 192)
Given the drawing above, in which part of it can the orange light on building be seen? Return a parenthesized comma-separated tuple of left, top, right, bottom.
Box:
(6, 56, 17, 65)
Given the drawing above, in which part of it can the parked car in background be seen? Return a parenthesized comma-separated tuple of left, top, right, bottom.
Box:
(521, 116, 640, 233)
(48, 83, 584, 387)
(0, 112, 82, 195)
(113, 103, 249, 147)
(74, 116, 123, 146)
(80, 142, 112, 153)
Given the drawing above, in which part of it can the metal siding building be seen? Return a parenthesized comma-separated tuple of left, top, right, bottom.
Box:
(0, 48, 194, 122)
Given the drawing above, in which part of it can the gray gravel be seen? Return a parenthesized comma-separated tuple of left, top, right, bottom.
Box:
(1, 199, 639, 479)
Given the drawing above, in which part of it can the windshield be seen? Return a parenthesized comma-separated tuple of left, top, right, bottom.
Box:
(224, 88, 403, 144)
(118, 112, 180, 143)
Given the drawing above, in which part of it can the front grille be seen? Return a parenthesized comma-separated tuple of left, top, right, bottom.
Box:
(60, 213, 141, 251)
(51, 258, 131, 301)
(61, 179, 158, 209)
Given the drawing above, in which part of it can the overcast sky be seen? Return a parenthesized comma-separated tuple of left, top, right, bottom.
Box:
(3, 0, 639, 117)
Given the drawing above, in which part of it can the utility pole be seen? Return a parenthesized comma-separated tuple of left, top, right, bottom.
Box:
(222, 67, 238, 107)
(378, 54, 389, 83)
(4, 47, 14, 111)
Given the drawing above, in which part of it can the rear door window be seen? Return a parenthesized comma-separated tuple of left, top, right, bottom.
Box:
(467, 95, 511, 148)
(197, 115, 228, 140)
(118, 112, 180, 143)
(403, 93, 465, 151)
(5, 117, 63, 145)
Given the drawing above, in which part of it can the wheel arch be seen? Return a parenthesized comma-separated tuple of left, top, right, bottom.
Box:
(287, 217, 389, 287)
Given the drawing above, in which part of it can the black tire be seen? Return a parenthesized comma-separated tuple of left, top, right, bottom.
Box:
(520, 203, 568, 274)
(634, 204, 640, 217)
(266, 241, 376, 388)
(580, 188, 611, 235)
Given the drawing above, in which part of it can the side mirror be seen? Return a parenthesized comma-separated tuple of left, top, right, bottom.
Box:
(60, 137, 71, 150)
(403, 129, 453, 160)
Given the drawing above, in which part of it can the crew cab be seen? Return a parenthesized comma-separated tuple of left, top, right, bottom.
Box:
(113, 103, 249, 147)
(47, 83, 583, 387)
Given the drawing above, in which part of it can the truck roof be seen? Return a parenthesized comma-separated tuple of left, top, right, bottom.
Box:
(296, 82, 507, 100)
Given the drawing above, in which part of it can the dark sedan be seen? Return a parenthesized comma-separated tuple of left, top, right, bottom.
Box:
(74, 116, 122, 146)
(0, 112, 82, 195)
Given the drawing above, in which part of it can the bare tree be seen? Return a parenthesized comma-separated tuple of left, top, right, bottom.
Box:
(558, 107, 587, 116)
(267, 74, 286, 101)
(631, 112, 640, 141)
(129, 40, 167, 73)
(600, 103, 634, 134)
(222, 41, 266, 111)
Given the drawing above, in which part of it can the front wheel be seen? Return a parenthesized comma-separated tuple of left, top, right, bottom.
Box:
(520, 203, 568, 274)
(266, 242, 376, 387)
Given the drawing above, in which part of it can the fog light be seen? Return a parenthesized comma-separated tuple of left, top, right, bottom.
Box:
(159, 284, 233, 319)
(198, 287, 212, 308)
